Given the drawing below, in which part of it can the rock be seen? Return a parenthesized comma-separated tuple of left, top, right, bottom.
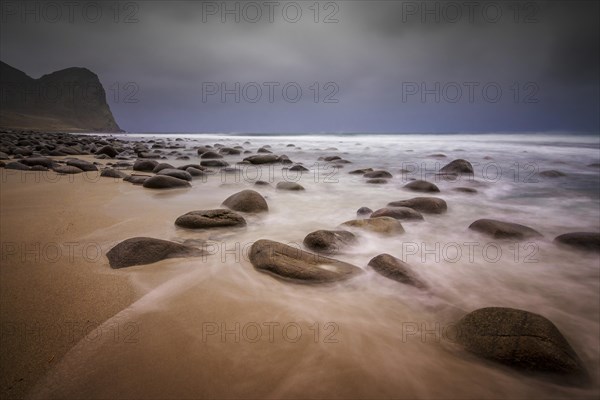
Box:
(219, 147, 241, 155)
(244, 154, 279, 164)
(357, 207, 373, 217)
(456, 307, 588, 383)
(404, 180, 440, 193)
(0, 152, 9, 160)
(364, 170, 392, 179)
(349, 168, 373, 175)
(440, 159, 474, 174)
(201, 151, 223, 159)
(157, 168, 193, 181)
(5, 161, 31, 171)
(201, 160, 229, 167)
(366, 178, 388, 184)
(469, 219, 542, 239)
(249, 239, 362, 284)
(453, 187, 477, 194)
(178, 164, 204, 171)
(196, 146, 212, 155)
(19, 157, 55, 168)
(554, 232, 600, 252)
(303, 230, 357, 254)
(53, 165, 84, 174)
(175, 209, 246, 229)
(66, 159, 98, 172)
(152, 163, 175, 173)
(387, 197, 447, 214)
(222, 189, 268, 213)
(124, 174, 151, 185)
(289, 164, 309, 172)
(257, 147, 272, 153)
(341, 217, 405, 235)
(100, 168, 127, 178)
(323, 156, 341, 161)
(254, 180, 270, 186)
(133, 159, 159, 172)
(96, 145, 118, 158)
(106, 237, 204, 268)
(368, 254, 426, 289)
(142, 175, 191, 189)
(371, 207, 424, 221)
(540, 170, 566, 178)
(186, 167, 206, 177)
(276, 182, 305, 191)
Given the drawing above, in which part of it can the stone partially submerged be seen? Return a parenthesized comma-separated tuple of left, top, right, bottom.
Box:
(303, 230, 357, 254)
(387, 197, 447, 214)
(368, 254, 427, 289)
(249, 239, 362, 284)
(175, 209, 246, 229)
(456, 307, 588, 384)
(341, 217, 405, 235)
(222, 189, 269, 213)
(469, 219, 542, 240)
(554, 232, 600, 253)
(106, 237, 205, 268)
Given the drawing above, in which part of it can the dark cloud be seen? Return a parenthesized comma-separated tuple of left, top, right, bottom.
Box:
(1, 0, 597, 132)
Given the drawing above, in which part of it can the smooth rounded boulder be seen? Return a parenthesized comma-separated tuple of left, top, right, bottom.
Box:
(303, 230, 357, 254)
(371, 207, 424, 221)
(357, 207, 373, 217)
(554, 232, 600, 253)
(133, 159, 159, 172)
(387, 197, 447, 214)
(276, 182, 305, 191)
(157, 168, 193, 181)
(142, 175, 191, 189)
(469, 219, 542, 240)
(249, 239, 362, 284)
(456, 307, 588, 384)
(341, 217, 405, 235)
(175, 209, 246, 229)
(222, 189, 268, 213)
(66, 159, 98, 172)
(368, 254, 426, 289)
(53, 165, 83, 174)
(201, 160, 229, 167)
(440, 159, 474, 174)
(244, 154, 280, 164)
(364, 170, 392, 179)
(100, 168, 127, 178)
(106, 237, 204, 268)
(404, 180, 440, 193)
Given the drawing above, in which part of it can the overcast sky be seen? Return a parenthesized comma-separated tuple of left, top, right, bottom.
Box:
(1, 0, 598, 133)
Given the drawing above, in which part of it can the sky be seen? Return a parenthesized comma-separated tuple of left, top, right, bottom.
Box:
(1, 0, 598, 133)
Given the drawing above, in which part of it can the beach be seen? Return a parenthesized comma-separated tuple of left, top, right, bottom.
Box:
(1, 132, 599, 399)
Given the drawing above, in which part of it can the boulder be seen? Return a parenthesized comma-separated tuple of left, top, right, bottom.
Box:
(341, 217, 405, 235)
(366, 179, 388, 184)
(100, 168, 127, 178)
(469, 219, 542, 240)
(440, 159, 474, 174)
(357, 207, 373, 217)
(66, 159, 98, 172)
(53, 165, 84, 174)
(453, 187, 477, 194)
(175, 209, 246, 229)
(186, 167, 207, 177)
(201, 160, 229, 167)
(152, 163, 175, 173)
(456, 307, 588, 383)
(349, 168, 373, 175)
(249, 239, 362, 284)
(244, 154, 280, 164)
(106, 237, 204, 268)
(364, 170, 392, 179)
(404, 180, 440, 193)
(96, 145, 118, 158)
(157, 168, 193, 181)
(142, 175, 191, 189)
(222, 189, 269, 213)
(554, 232, 600, 253)
(289, 164, 309, 172)
(368, 254, 426, 289)
(123, 174, 151, 185)
(540, 170, 566, 178)
(201, 151, 223, 159)
(5, 161, 31, 171)
(303, 230, 357, 254)
(133, 159, 159, 172)
(371, 207, 424, 221)
(19, 157, 55, 168)
(387, 197, 447, 214)
(276, 182, 305, 191)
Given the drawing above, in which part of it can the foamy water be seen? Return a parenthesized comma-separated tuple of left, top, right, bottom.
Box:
(30, 133, 600, 399)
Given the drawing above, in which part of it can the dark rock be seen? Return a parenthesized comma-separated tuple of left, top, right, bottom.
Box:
(186, 167, 207, 177)
(249, 239, 362, 284)
(368, 254, 426, 289)
(404, 180, 440, 193)
(53, 165, 83, 174)
(100, 168, 127, 178)
(6, 161, 31, 171)
(387, 197, 447, 214)
(178, 164, 204, 171)
(554, 232, 600, 252)
(133, 159, 159, 172)
(469, 219, 542, 240)
(257, 147, 272, 153)
(349, 168, 373, 175)
(106, 237, 204, 268)
(201, 151, 223, 159)
(244, 154, 279, 164)
(124, 174, 151, 185)
(357, 207, 373, 217)
(540, 170, 566, 178)
(222, 189, 269, 213)
(289, 164, 309, 172)
(440, 159, 474, 174)
(303, 230, 357, 254)
(96, 145, 118, 158)
(219, 147, 241, 155)
(157, 168, 193, 181)
(201, 160, 229, 167)
(254, 180, 271, 186)
(341, 217, 405, 235)
(152, 163, 175, 173)
(371, 207, 424, 221)
(66, 159, 98, 172)
(453, 187, 478, 194)
(366, 178, 388, 184)
(456, 307, 588, 383)
(142, 175, 191, 189)
(175, 209, 246, 229)
(364, 170, 392, 179)
(276, 182, 305, 191)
